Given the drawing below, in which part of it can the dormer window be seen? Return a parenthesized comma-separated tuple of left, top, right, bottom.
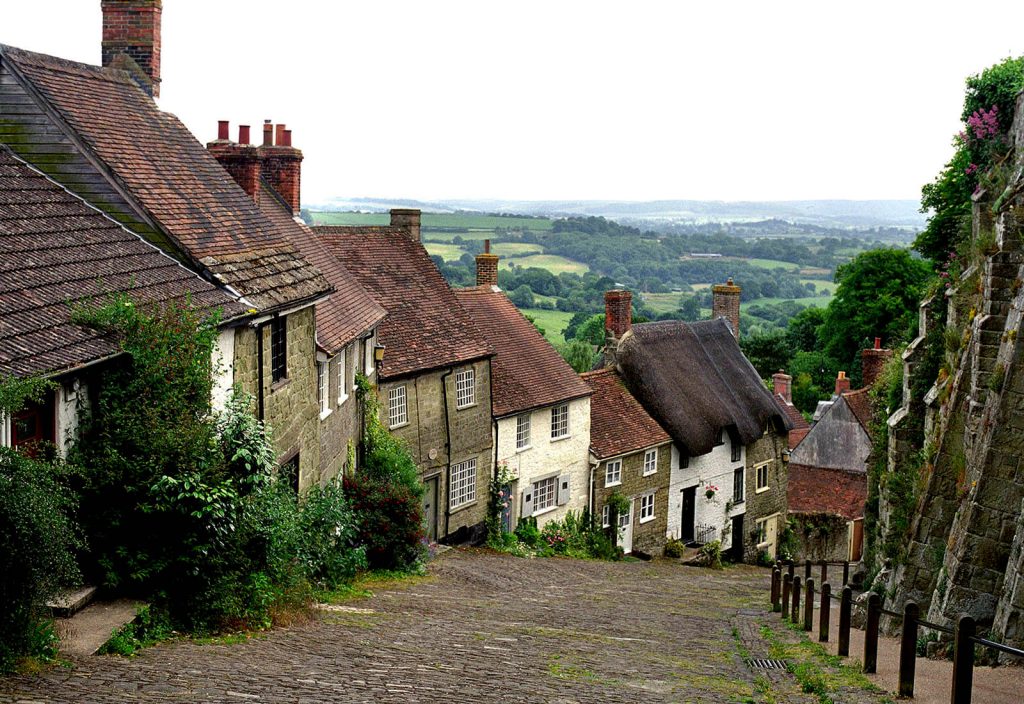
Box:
(714, 428, 724, 446)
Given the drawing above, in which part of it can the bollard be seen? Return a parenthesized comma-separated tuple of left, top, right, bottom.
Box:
(782, 573, 792, 619)
(898, 601, 919, 698)
(820, 560, 827, 585)
(805, 559, 812, 581)
(838, 586, 852, 656)
(788, 560, 795, 580)
(843, 560, 849, 587)
(772, 568, 781, 612)
(864, 592, 881, 674)
(819, 583, 831, 642)
(951, 615, 976, 704)
(791, 576, 801, 623)
(804, 578, 815, 632)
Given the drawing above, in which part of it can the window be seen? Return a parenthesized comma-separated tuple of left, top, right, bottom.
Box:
(756, 462, 770, 492)
(680, 453, 689, 469)
(714, 428, 724, 446)
(317, 361, 330, 417)
(516, 413, 531, 450)
(388, 385, 408, 428)
(455, 368, 475, 408)
(733, 467, 745, 504)
(731, 437, 741, 462)
(639, 493, 655, 523)
(337, 351, 348, 405)
(602, 504, 611, 528)
(643, 448, 658, 476)
(550, 404, 569, 439)
(450, 458, 477, 509)
(533, 476, 557, 512)
(605, 459, 622, 487)
(364, 332, 375, 375)
(270, 317, 287, 382)
(756, 518, 769, 545)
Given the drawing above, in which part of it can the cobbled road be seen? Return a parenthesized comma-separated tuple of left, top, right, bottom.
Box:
(0, 549, 874, 703)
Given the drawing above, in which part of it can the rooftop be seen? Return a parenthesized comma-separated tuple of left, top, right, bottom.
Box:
(581, 368, 671, 459)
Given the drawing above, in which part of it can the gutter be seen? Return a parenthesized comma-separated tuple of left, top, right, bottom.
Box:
(440, 367, 454, 540)
(256, 323, 265, 421)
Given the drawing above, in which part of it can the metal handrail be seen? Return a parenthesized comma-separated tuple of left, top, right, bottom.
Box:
(918, 618, 955, 636)
(970, 636, 1024, 659)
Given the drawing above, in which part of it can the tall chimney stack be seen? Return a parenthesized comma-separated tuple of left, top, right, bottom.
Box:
(772, 371, 793, 404)
(102, 0, 162, 98)
(390, 209, 421, 242)
(861, 337, 893, 388)
(476, 239, 499, 287)
(207, 122, 260, 206)
(258, 123, 303, 214)
(712, 277, 741, 340)
(834, 371, 851, 396)
(605, 290, 633, 340)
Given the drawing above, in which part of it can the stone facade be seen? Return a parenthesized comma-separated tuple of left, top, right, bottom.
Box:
(378, 358, 493, 543)
(594, 442, 672, 556)
(317, 338, 373, 484)
(495, 397, 591, 530)
(745, 430, 789, 561)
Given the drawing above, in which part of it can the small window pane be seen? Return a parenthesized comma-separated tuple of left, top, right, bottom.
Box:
(643, 448, 658, 476)
(640, 493, 655, 521)
(450, 458, 477, 509)
(516, 414, 531, 449)
(551, 404, 569, 439)
(533, 476, 557, 512)
(337, 351, 348, 404)
(605, 459, 622, 486)
(733, 467, 744, 504)
(317, 361, 328, 414)
(456, 368, 475, 408)
(270, 318, 287, 382)
(388, 386, 408, 428)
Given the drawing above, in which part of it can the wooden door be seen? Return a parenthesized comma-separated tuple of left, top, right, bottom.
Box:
(681, 487, 696, 543)
(422, 476, 439, 542)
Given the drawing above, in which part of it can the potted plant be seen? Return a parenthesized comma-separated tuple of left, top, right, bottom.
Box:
(705, 484, 719, 501)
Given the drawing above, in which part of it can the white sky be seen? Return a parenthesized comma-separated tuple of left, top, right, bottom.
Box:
(5, 1, 1024, 204)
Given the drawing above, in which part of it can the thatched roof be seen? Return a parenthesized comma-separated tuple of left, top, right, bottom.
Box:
(615, 318, 792, 456)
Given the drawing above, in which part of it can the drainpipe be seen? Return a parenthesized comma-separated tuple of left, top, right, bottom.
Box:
(256, 323, 265, 421)
(440, 368, 454, 540)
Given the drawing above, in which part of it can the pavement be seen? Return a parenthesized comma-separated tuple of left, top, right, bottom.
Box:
(0, 549, 1020, 702)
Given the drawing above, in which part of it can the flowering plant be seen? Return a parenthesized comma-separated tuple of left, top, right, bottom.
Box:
(704, 484, 719, 501)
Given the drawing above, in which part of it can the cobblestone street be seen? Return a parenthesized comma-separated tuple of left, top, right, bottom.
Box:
(1, 549, 883, 703)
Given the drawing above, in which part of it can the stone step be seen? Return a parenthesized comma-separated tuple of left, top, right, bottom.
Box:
(55, 598, 147, 657)
(46, 585, 98, 618)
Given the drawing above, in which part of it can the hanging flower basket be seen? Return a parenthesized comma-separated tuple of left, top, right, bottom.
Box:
(704, 484, 719, 501)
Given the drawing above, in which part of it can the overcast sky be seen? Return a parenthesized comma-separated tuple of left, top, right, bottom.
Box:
(5, 1, 1024, 204)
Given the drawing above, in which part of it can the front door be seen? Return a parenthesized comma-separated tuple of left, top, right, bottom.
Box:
(423, 476, 439, 542)
(618, 499, 634, 554)
(681, 487, 696, 543)
(730, 514, 745, 562)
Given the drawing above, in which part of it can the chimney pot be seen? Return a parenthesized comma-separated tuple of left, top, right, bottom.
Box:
(217, 120, 230, 141)
(275, 124, 286, 146)
(834, 370, 851, 396)
(874, 337, 881, 350)
(238, 125, 250, 145)
(263, 120, 274, 146)
(484, 239, 491, 254)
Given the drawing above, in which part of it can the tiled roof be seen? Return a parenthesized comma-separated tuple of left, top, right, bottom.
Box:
(842, 388, 875, 438)
(787, 463, 867, 520)
(581, 368, 671, 459)
(454, 286, 591, 417)
(258, 186, 385, 352)
(776, 393, 811, 449)
(0, 146, 245, 378)
(315, 226, 492, 378)
(1, 45, 329, 311)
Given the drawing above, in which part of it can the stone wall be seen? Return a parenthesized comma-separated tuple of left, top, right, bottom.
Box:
(594, 442, 672, 556)
(318, 340, 363, 485)
(746, 429, 789, 561)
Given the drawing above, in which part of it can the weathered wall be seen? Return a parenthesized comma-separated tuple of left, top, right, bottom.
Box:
(594, 442, 672, 555)
(666, 441, 745, 551)
(318, 341, 364, 484)
(746, 429, 789, 561)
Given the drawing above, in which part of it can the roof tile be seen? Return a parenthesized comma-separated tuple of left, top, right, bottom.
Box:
(581, 368, 671, 459)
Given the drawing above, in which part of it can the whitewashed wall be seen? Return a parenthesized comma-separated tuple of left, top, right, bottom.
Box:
(666, 441, 746, 549)
(210, 327, 235, 412)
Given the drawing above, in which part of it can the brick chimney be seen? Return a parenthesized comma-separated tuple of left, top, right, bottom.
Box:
(861, 337, 893, 388)
(834, 371, 851, 396)
(476, 239, 499, 287)
(257, 122, 302, 214)
(605, 289, 633, 339)
(390, 209, 421, 242)
(102, 0, 162, 98)
(712, 277, 741, 340)
(206, 121, 261, 206)
(772, 371, 793, 404)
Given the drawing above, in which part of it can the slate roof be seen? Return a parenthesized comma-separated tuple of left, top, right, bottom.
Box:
(0, 45, 330, 311)
(315, 226, 492, 379)
(454, 286, 591, 417)
(788, 394, 872, 473)
(615, 318, 792, 456)
(581, 368, 671, 460)
(787, 463, 867, 520)
(257, 185, 385, 352)
(0, 146, 245, 378)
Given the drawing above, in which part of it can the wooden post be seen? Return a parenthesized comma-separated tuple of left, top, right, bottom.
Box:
(788, 560, 795, 580)
(843, 560, 849, 586)
(820, 560, 827, 585)
(819, 583, 831, 642)
(805, 559, 812, 581)
(792, 575, 802, 623)
(782, 573, 792, 619)
(898, 601, 919, 698)
(772, 568, 781, 612)
(804, 578, 815, 631)
(864, 592, 881, 674)
(838, 586, 852, 656)
(951, 615, 975, 704)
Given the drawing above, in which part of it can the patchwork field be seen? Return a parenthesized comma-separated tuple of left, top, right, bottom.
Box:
(501, 254, 589, 275)
(519, 308, 574, 344)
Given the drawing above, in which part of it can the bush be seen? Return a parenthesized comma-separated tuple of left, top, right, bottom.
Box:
(698, 540, 724, 570)
(0, 449, 82, 672)
(663, 538, 686, 559)
(298, 478, 367, 587)
(344, 471, 425, 571)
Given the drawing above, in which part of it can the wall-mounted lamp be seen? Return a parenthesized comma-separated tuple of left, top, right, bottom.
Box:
(373, 344, 386, 364)
(782, 449, 791, 463)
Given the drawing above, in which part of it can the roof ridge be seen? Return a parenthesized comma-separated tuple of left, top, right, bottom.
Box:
(0, 44, 133, 85)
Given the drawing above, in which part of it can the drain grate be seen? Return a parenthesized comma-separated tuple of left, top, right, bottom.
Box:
(745, 658, 789, 670)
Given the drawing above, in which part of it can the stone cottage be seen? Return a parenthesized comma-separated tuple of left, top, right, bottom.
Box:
(581, 367, 673, 556)
(454, 243, 593, 531)
(316, 215, 495, 544)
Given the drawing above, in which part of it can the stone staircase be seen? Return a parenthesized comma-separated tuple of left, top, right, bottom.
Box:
(47, 587, 147, 657)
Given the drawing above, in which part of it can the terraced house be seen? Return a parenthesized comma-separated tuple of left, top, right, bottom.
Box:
(454, 244, 592, 531)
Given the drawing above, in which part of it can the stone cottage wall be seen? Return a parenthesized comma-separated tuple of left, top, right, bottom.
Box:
(594, 442, 672, 556)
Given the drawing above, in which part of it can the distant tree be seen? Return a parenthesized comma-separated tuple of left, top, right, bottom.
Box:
(740, 330, 792, 380)
(299, 208, 314, 225)
(573, 314, 607, 347)
(562, 311, 592, 341)
(677, 295, 702, 321)
(559, 340, 596, 374)
(786, 307, 826, 354)
(508, 285, 535, 308)
(523, 314, 545, 338)
(789, 350, 842, 413)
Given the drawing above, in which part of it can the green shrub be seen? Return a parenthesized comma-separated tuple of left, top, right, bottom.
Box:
(343, 471, 425, 571)
(298, 478, 367, 587)
(698, 540, 724, 570)
(514, 516, 543, 548)
(663, 538, 686, 559)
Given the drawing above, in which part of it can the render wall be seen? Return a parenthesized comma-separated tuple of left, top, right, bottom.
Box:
(666, 441, 746, 551)
(594, 442, 672, 556)
(318, 338, 373, 484)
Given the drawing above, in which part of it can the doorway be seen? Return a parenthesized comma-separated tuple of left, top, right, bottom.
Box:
(423, 475, 439, 542)
(681, 487, 696, 544)
(618, 499, 634, 554)
(730, 514, 745, 562)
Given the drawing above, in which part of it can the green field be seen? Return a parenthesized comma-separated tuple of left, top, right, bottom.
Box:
(641, 292, 685, 314)
(518, 308, 574, 345)
(423, 242, 467, 261)
(310, 211, 553, 231)
(742, 257, 801, 271)
(800, 279, 834, 295)
(492, 242, 544, 256)
(501, 254, 589, 275)
(742, 294, 832, 310)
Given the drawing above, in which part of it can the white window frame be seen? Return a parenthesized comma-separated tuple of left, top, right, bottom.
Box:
(532, 475, 558, 514)
(755, 461, 771, 493)
(336, 350, 349, 406)
(450, 458, 477, 509)
(516, 413, 531, 450)
(605, 459, 622, 487)
(388, 385, 408, 429)
(364, 331, 375, 376)
(643, 448, 658, 476)
(317, 360, 331, 419)
(550, 404, 569, 440)
(602, 504, 611, 528)
(639, 492, 655, 523)
(455, 367, 476, 409)
(0, 412, 10, 448)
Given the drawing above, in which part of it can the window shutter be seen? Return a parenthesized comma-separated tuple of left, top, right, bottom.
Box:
(557, 474, 571, 505)
(521, 488, 534, 518)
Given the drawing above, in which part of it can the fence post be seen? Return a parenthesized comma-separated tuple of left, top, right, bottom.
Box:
(843, 560, 849, 587)
(771, 568, 780, 611)
(898, 601, 919, 698)
(864, 592, 880, 674)
(820, 559, 827, 585)
(788, 560, 795, 580)
(792, 575, 802, 623)
(838, 586, 852, 656)
(782, 573, 792, 619)
(805, 559, 812, 581)
(804, 578, 815, 631)
(819, 583, 831, 642)
(951, 615, 976, 704)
